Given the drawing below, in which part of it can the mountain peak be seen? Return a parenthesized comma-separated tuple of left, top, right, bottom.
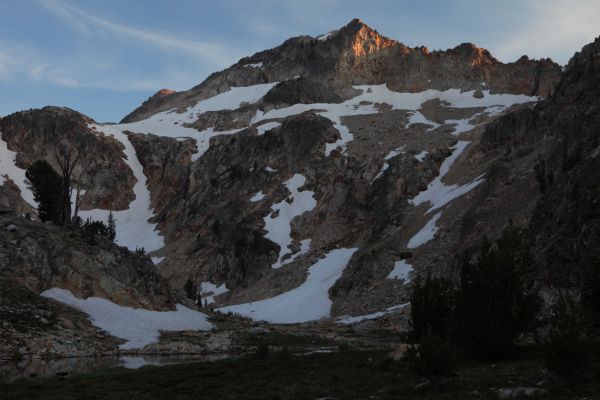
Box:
(333, 18, 397, 57)
(338, 18, 384, 38)
(343, 18, 366, 29)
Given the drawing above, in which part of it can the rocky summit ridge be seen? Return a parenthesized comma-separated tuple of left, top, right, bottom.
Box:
(121, 19, 560, 123)
(1, 20, 599, 354)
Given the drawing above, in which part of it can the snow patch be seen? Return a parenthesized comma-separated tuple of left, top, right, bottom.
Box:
(256, 121, 281, 135)
(414, 150, 428, 162)
(218, 247, 358, 323)
(151, 257, 165, 265)
(250, 191, 265, 202)
(265, 166, 277, 172)
(372, 146, 405, 183)
(387, 259, 413, 282)
(264, 174, 316, 269)
(245, 62, 263, 68)
(41, 288, 213, 350)
(337, 302, 410, 325)
(410, 141, 484, 213)
(407, 212, 442, 249)
(199, 282, 229, 305)
(280, 238, 311, 266)
(317, 30, 337, 41)
(408, 111, 440, 131)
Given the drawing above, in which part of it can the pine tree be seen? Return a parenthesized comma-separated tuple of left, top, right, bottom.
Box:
(454, 228, 540, 359)
(184, 278, 195, 299)
(107, 211, 116, 241)
(25, 160, 65, 224)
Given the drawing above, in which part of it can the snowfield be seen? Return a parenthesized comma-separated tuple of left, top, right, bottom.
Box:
(251, 85, 536, 156)
(41, 288, 213, 350)
(77, 124, 165, 253)
(217, 247, 358, 323)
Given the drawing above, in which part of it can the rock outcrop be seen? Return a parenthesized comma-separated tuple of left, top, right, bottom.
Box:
(0, 216, 175, 311)
(478, 36, 600, 285)
(0, 107, 136, 210)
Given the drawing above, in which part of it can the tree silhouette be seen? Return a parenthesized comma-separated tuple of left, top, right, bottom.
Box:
(25, 160, 65, 224)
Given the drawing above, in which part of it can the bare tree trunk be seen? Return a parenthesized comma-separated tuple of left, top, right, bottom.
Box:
(55, 147, 80, 226)
(73, 185, 81, 222)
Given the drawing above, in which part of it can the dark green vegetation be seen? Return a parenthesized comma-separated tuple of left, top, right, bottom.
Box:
(408, 229, 540, 371)
(454, 229, 540, 359)
(541, 258, 600, 382)
(408, 227, 600, 383)
(25, 160, 64, 225)
(1, 348, 599, 400)
(73, 217, 114, 244)
(25, 159, 117, 244)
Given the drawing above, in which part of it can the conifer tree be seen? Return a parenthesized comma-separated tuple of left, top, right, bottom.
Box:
(25, 160, 65, 224)
(107, 211, 116, 241)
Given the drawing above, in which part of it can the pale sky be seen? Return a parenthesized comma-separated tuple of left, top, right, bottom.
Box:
(1, 0, 598, 122)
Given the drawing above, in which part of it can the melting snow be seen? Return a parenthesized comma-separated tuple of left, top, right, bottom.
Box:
(218, 247, 358, 323)
(407, 212, 442, 249)
(445, 117, 477, 135)
(414, 150, 428, 162)
(256, 121, 281, 135)
(337, 302, 410, 325)
(264, 174, 316, 269)
(73, 83, 280, 251)
(151, 257, 165, 265)
(372, 146, 405, 183)
(410, 141, 484, 213)
(387, 259, 414, 282)
(317, 30, 337, 41)
(280, 238, 311, 267)
(41, 288, 213, 350)
(199, 281, 229, 305)
(408, 111, 440, 131)
(265, 166, 277, 172)
(78, 124, 164, 252)
(250, 191, 265, 202)
(116, 82, 278, 161)
(252, 85, 536, 156)
(245, 62, 263, 68)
